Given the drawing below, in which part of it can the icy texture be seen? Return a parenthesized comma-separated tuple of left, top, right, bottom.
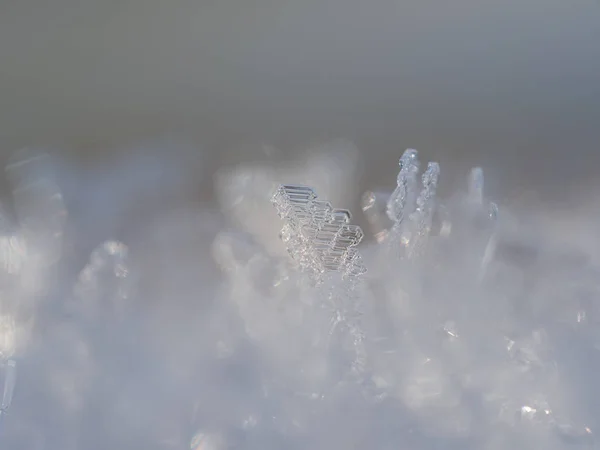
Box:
(401, 161, 441, 258)
(1, 140, 600, 449)
(205, 147, 600, 449)
(0, 149, 69, 427)
(272, 185, 368, 381)
(386, 148, 420, 226)
(1, 359, 16, 413)
(385, 150, 442, 258)
(272, 184, 366, 281)
(468, 166, 485, 205)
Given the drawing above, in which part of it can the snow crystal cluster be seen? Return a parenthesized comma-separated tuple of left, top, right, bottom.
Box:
(0, 141, 599, 450)
(211, 146, 599, 450)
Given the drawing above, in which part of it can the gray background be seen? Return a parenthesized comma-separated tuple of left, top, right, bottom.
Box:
(0, 0, 599, 201)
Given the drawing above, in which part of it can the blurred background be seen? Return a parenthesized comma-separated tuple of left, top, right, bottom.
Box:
(0, 0, 599, 202)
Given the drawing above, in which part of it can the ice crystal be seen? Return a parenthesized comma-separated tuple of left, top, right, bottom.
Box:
(272, 184, 366, 281)
(384, 150, 442, 259)
(402, 161, 441, 258)
(70, 240, 133, 320)
(387, 149, 420, 225)
(0, 149, 68, 426)
(1, 139, 598, 449)
(0, 360, 16, 418)
(207, 144, 600, 448)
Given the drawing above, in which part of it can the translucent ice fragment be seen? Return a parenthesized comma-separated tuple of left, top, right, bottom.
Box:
(468, 167, 484, 206)
(386, 149, 420, 225)
(413, 162, 440, 233)
(271, 185, 317, 220)
(1, 359, 16, 412)
(466, 166, 498, 225)
(402, 162, 440, 256)
(0, 316, 16, 360)
(343, 247, 367, 278)
(488, 201, 499, 221)
(5, 149, 67, 266)
(273, 185, 366, 279)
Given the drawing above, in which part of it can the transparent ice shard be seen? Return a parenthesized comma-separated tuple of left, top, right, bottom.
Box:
(468, 167, 484, 206)
(386, 149, 420, 226)
(383, 151, 442, 259)
(1, 359, 16, 413)
(402, 162, 440, 257)
(463, 166, 498, 226)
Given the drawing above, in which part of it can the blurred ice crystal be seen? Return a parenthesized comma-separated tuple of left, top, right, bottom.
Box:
(0, 148, 70, 430)
(361, 191, 392, 243)
(71, 240, 133, 320)
(1, 359, 16, 414)
(0, 235, 27, 277)
(5, 148, 67, 268)
(190, 430, 226, 450)
(0, 316, 16, 361)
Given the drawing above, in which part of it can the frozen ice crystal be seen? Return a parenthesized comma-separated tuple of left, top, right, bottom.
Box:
(0, 359, 16, 413)
(468, 167, 485, 206)
(269, 185, 370, 385)
(383, 150, 442, 259)
(272, 184, 366, 281)
(386, 149, 420, 226)
(402, 162, 441, 258)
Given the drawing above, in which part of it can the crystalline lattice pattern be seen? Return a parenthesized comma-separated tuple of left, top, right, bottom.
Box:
(272, 184, 366, 280)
